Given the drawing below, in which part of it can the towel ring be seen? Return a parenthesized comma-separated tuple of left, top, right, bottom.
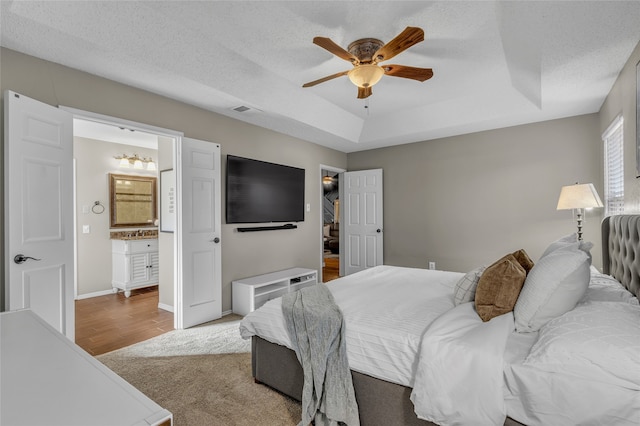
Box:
(92, 201, 105, 214)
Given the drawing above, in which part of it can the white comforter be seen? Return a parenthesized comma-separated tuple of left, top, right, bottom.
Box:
(410, 303, 514, 425)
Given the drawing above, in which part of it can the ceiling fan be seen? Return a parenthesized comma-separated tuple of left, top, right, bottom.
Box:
(302, 27, 433, 99)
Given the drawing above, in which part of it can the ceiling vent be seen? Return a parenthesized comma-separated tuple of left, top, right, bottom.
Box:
(232, 105, 251, 113)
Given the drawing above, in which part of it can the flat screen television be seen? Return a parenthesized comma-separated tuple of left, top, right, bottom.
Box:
(226, 155, 305, 224)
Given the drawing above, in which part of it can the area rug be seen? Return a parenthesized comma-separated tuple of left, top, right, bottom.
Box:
(100, 314, 251, 357)
(97, 315, 301, 425)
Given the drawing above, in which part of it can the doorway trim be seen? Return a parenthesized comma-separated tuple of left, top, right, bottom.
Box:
(319, 164, 345, 283)
(61, 106, 184, 329)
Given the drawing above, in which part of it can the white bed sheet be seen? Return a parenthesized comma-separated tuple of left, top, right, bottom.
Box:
(240, 265, 463, 387)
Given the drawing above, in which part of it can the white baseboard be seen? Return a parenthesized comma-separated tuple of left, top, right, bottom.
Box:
(76, 289, 114, 300)
(158, 303, 174, 313)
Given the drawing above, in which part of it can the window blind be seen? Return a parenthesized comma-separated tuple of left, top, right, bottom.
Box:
(603, 116, 624, 216)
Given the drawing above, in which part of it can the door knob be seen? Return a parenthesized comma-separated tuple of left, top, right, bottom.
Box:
(376, 229, 382, 233)
(212, 237, 220, 243)
(14, 254, 41, 264)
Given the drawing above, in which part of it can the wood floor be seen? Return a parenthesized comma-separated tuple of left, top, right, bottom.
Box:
(323, 257, 340, 282)
(78, 259, 336, 356)
(75, 286, 173, 356)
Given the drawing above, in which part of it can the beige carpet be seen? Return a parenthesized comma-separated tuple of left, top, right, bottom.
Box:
(97, 315, 301, 426)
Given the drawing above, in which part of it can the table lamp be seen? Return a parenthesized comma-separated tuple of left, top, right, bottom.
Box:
(557, 183, 603, 240)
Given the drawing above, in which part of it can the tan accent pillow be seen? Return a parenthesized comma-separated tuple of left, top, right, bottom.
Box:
(511, 249, 534, 274)
(475, 254, 526, 322)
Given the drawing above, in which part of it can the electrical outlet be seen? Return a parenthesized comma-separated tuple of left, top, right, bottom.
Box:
(428, 261, 436, 270)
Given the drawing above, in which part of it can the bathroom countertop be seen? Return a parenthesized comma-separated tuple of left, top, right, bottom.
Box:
(110, 230, 158, 240)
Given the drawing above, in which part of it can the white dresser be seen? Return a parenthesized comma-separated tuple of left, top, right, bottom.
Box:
(0, 309, 172, 425)
(112, 239, 159, 297)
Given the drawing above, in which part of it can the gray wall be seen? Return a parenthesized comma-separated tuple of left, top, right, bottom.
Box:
(599, 41, 640, 214)
(348, 114, 604, 272)
(0, 47, 347, 313)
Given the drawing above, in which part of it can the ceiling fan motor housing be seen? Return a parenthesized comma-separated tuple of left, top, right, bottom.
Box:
(348, 38, 384, 63)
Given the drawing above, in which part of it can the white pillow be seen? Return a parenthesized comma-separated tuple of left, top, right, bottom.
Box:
(514, 243, 590, 332)
(583, 271, 639, 305)
(453, 266, 487, 305)
(524, 301, 640, 384)
(541, 233, 593, 263)
(540, 233, 577, 258)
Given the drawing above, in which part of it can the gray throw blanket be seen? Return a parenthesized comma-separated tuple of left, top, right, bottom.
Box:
(282, 283, 360, 426)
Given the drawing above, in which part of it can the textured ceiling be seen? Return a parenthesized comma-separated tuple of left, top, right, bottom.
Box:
(2, 1, 640, 153)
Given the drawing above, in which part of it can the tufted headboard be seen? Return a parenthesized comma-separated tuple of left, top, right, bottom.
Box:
(601, 215, 640, 299)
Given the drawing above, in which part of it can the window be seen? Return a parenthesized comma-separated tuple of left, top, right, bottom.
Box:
(603, 116, 624, 216)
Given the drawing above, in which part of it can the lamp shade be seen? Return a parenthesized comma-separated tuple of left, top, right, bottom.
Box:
(557, 183, 603, 210)
(348, 64, 384, 88)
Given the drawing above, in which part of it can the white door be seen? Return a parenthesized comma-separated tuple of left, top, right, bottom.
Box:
(175, 137, 222, 329)
(340, 169, 384, 276)
(4, 91, 74, 338)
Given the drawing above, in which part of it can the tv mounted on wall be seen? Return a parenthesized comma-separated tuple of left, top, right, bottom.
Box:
(226, 155, 305, 224)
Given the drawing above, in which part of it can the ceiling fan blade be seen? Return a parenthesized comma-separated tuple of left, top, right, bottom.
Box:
(374, 27, 424, 62)
(302, 70, 350, 88)
(383, 64, 433, 82)
(357, 86, 372, 99)
(313, 37, 359, 63)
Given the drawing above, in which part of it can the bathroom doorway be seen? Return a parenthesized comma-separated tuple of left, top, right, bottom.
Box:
(72, 117, 175, 353)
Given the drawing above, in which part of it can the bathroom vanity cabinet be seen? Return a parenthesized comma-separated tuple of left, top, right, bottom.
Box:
(112, 239, 159, 297)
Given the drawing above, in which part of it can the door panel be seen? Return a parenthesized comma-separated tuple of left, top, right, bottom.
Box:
(191, 250, 215, 305)
(5, 91, 74, 338)
(23, 159, 63, 242)
(22, 264, 66, 332)
(365, 235, 379, 268)
(340, 169, 383, 276)
(177, 137, 221, 329)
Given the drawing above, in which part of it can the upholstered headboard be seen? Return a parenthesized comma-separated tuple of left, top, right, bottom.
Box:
(601, 215, 640, 299)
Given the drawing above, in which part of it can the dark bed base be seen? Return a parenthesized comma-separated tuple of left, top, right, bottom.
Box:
(251, 336, 524, 426)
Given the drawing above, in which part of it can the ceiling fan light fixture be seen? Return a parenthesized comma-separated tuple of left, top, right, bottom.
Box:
(348, 64, 384, 88)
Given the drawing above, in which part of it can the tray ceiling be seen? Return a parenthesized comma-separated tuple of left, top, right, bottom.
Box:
(2, 1, 640, 153)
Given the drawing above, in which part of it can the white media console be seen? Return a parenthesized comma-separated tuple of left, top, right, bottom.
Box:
(232, 267, 318, 316)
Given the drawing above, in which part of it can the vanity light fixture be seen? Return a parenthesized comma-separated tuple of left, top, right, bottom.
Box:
(114, 154, 157, 171)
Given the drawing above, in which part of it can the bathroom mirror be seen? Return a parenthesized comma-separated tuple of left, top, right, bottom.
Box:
(109, 173, 157, 228)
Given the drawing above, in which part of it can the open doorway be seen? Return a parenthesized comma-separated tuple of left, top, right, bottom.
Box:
(72, 117, 176, 354)
(5, 93, 222, 348)
(321, 166, 344, 282)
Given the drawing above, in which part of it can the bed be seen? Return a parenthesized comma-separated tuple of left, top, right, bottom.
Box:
(240, 215, 640, 425)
